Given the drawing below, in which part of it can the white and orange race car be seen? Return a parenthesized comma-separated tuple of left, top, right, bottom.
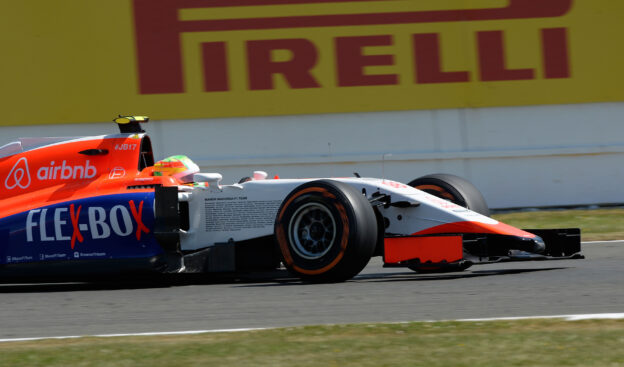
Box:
(0, 116, 582, 282)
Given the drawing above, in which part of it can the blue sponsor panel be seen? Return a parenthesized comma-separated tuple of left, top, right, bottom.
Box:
(0, 229, 9, 264)
(0, 192, 163, 265)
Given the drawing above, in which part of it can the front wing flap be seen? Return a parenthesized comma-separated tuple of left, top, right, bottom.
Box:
(383, 234, 465, 268)
(383, 228, 583, 270)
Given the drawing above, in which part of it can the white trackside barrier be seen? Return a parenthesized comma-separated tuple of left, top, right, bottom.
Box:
(2, 102, 623, 209)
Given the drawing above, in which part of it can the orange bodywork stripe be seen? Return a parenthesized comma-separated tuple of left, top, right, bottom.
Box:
(0, 134, 181, 219)
(2, 136, 149, 217)
(0, 175, 178, 219)
(384, 236, 463, 264)
(414, 221, 536, 239)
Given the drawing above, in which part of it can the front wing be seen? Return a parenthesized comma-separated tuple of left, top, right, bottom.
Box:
(383, 229, 582, 270)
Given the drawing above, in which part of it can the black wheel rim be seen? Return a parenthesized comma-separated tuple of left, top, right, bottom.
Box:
(288, 202, 337, 260)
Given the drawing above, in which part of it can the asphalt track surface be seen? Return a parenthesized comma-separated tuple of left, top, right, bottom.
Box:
(1, 242, 622, 340)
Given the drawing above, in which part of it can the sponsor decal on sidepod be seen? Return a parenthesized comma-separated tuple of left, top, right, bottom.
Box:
(5, 157, 97, 190)
(5, 157, 31, 189)
(25, 201, 150, 249)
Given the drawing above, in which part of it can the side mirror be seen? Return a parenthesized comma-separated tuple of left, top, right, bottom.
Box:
(194, 173, 223, 188)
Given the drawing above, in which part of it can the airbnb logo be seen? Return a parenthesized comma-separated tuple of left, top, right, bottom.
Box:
(5, 157, 31, 190)
(36, 160, 97, 181)
(3, 158, 98, 190)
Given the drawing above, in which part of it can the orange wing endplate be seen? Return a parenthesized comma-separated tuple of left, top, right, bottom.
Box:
(384, 235, 463, 264)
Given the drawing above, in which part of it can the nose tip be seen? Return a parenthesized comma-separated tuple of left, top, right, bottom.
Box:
(513, 235, 546, 254)
(532, 236, 546, 254)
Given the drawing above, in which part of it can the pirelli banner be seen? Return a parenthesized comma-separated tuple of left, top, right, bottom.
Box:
(1, 0, 623, 125)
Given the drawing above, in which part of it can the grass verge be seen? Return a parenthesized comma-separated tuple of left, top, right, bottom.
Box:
(1, 319, 623, 367)
(3, 209, 622, 366)
(493, 208, 624, 241)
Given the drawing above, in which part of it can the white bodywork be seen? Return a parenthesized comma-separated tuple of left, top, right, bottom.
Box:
(178, 175, 498, 251)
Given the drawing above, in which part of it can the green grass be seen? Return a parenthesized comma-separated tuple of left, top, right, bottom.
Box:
(493, 208, 624, 241)
(2, 319, 623, 367)
(3, 208, 622, 366)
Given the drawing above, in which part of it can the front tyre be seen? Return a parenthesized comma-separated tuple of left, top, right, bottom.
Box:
(407, 174, 488, 273)
(408, 174, 490, 216)
(275, 180, 377, 282)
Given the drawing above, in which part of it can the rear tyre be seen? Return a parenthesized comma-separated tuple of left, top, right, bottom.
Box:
(275, 180, 377, 282)
(408, 174, 490, 216)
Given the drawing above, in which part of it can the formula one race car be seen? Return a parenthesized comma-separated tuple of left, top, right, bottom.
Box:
(0, 116, 582, 282)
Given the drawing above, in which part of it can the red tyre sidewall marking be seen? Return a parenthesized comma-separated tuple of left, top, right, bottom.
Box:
(277, 186, 350, 275)
(415, 184, 456, 201)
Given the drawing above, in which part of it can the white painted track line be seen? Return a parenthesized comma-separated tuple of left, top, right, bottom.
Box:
(456, 313, 624, 322)
(1, 313, 622, 343)
(0, 328, 266, 343)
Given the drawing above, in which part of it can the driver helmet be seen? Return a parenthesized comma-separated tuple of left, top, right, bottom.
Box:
(153, 155, 199, 183)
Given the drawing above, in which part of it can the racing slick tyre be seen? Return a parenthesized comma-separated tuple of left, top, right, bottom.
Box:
(408, 174, 490, 216)
(407, 174, 489, 274)
(275, 180, 377, 282)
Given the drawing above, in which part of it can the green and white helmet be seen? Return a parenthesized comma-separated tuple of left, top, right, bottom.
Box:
(153, 155, 199, 183)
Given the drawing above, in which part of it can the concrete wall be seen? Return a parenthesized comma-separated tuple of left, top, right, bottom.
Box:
(2, 102, 623, 209)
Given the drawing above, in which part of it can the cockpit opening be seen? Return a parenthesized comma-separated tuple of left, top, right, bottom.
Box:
(139, 136, 154, 171)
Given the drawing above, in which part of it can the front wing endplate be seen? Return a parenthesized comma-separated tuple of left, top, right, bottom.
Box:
(384, 235, 463, 265)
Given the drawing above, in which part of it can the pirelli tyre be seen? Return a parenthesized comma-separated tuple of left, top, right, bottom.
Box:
(275, 180, 377, 282)
(407, 174, 488, 274)
(408, 174, 490, 217)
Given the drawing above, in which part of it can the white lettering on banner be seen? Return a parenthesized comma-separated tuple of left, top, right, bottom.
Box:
(204, 198, 282, 232)
(110, 205, 133, 236)
(4, 158, 98, 190)
(25, 201, 150, 248)
(36, 160, 97, 180)
(88, 207, 110, 239)
(5, 157, 31, 189)
(114, 144, 137, 151)
(109, 167, 126, 179)
(53, 208, 71, 241)
(5, 256, 34, 263)
(39, 209, 55, 241)
(40, 253, 68, 260)
(25, 210, 38, 242)
(78, 252, 107, 258)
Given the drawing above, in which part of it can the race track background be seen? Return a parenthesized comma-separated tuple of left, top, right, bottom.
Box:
(0, 242, 622, 340)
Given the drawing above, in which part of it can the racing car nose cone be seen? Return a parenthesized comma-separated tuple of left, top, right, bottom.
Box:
(512, 235, 546, 254)
(532, 236, 546, 254)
